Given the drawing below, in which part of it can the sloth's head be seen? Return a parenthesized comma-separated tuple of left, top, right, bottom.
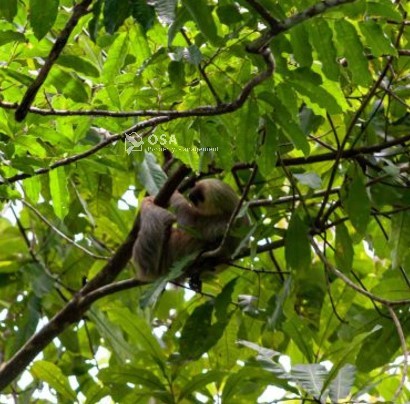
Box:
(188, 179, 239, 216)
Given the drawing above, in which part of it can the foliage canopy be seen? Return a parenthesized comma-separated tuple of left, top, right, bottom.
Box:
(0, 0, 409, 402)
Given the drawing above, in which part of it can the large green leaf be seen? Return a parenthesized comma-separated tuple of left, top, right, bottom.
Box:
(389, 210, 410, 269)
(335, 222, 354, 273)
(182, 0, 220, 45)
(29, 0, 58, 39)
(342, 166, 370, 235)
(31, 360, 76, 401)
(285, 211, 311, 271)
(49, 167, 69, 220)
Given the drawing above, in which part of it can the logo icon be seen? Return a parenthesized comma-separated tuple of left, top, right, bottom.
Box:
(125, 133, 144, 154)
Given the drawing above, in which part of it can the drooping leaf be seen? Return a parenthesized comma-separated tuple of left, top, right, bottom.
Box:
(103, 0, 131, 34)
(31, 360, 76, 401)
(0, 0, 17, 21)
(389, 210, 410, 269)
(137, 153, 168, 196)
(294, 172, 322, 190)
(29, 0, 58, 39)
(308, 18, 339, 81)
(335, 222, 354, 273)
(49, 167, 69, 220)
(359, 20, 397, 57)
(329, 364, 356, 402)
(182, 0, 220, 45)
(290, 364, 328, 399)
(335, 19, 372, 86)
(0, 30, 25, 46)
(342, 166, 370, 235)
(285, 212, 311, 271)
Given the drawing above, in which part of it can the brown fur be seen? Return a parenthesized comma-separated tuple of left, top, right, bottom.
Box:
(132, 179, 245, 281)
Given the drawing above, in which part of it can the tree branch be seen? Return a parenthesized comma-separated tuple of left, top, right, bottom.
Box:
(0, 165, 190, 391)
(14, 0, 93, 122)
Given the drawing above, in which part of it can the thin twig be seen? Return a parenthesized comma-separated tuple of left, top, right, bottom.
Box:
(387, 306, 409, 401)
(310, 237, 410, 306)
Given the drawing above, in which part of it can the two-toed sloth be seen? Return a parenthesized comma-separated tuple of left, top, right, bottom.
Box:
(132, 179, 246, 282)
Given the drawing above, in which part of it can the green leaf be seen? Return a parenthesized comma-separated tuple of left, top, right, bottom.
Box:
(343, 167, 370, 235)
(99, 365, 166, 391)
(168, 6, 189, 46)
(290, 78, 342, 116)
(283, 315, 315, 363)
(335, 222, 354, 273)
(103, 0, 132, 34)
(139, 253, 197, 309)
(108, 306, 166, 362)
(237, 99, 258, 162)
(23, 176, 41, 203)
(29, 0, 58, 40)
(138, 153, 168, 196)
(335, 19, 372, 86)
(31, 360, 76, 400)
(216, 4, 242, 25)
(132, 0, 155, 32)
(179, 300, 229, 361)
(0, 0, 17, 21)
(49, 167, 69, 220)
(90, 310, 137, 362)
(102, 32, 129, 85)
(0, 30, 25, 46)
(150, 0, 176, 25)
(290, 24, 313, 68)
(258, 118, 278, 178)
(359, 20, 397, 57)
(294, 172, 322, 190)
(308, 19, 339, 81)
(168, 60, 185, 87)
(285, 212, 311, 271)
(356, 320, 402, 372)
(14, 136, 47, 158)
(389, 211, 410, 269)
(371, 270, 410, 300)
(56, 55, 100, 78)
(328, 364, 356, 402)
(290, 364, 328, 399)
(367, 0, 402, 21)
(214, 278, 237, 321)
(10, 295, 41, 353)
(182, 0, 220, 45)
(0, 67, 33, 87)
(180, 370, 225, 400)
(47, 68, 89, 103)
(272, 97, 310, 155)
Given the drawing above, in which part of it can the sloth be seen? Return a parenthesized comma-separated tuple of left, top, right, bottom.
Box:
(132, 179, 246, 282)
